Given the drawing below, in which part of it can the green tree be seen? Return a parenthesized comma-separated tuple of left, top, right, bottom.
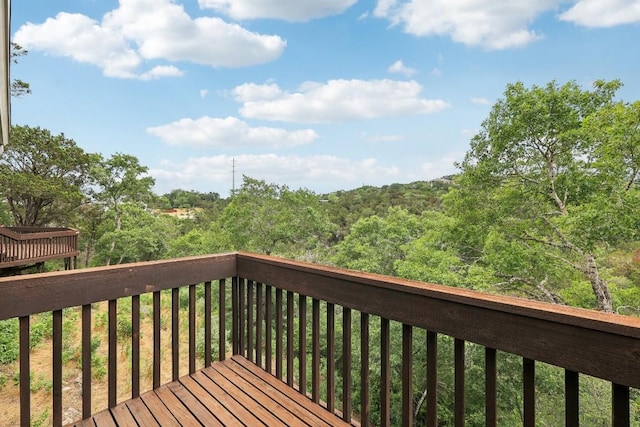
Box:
(219, 176, 334, 256)
(90, 153, 155, 265)
(333, 207, 424, 276)
(448, 79, 633, 311)
(0, 125, 97, 226)
(10, 42, 31, 97)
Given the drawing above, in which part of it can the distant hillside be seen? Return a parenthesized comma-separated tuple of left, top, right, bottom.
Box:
(320, 177, 455, 241)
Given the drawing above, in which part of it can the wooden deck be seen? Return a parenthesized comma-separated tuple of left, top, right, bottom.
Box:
(68, 356, 351, 427)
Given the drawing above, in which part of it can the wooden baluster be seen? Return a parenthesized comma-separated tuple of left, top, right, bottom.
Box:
(172, 288, 179, 381)
(565, 369, 579, 427)
(612, 383, 630, 427)
(218, 279, 226, 362)
(299, 294, 307, 395)
(189, 284, 196, 374)
(256, 282, 263, 368)
(232, 277, 239, 356)
(342, 307, 352, 422)
(19, 316, 30, 427)
(327, 303, 336, 414)
(287, 291, 294, 387)
(275, 288, 283, 379)
(153, 292, 161, 389)
(53, 310, 62, 427)
(312, 298, 320, 403)
(426, 331, 438, 427)
(247, 281, 254, 363)
(265, 285, 273, 373)
(455, 339, 465, 427)
(131, 295, 140, 398)
(360, 312, 370, 427)
(523, 358, 535, 427)
(380, 318, 391, 427)
(204, 281, 212, 366)
(485, 347, 497, 427)
(108, 299, 117, 408)
(402, 324, 413, 427)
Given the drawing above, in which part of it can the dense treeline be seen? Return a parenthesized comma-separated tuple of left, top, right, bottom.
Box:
(2, 79, 640, 424)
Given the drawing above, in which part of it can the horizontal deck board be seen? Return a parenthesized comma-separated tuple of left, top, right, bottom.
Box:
(67, 356, 351, 427)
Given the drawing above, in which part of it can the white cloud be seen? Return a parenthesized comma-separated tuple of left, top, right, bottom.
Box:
(200, 89, 209, 98)
(13, 0, 286, 79)
(373, 0, 559, 49)
(234, 79, 450, 123)
(198, 0, 357, 22)
(151, 154, 401, 195)
(388, 60, 416, 77)
(560, 0, 640, 27)
(147, 116, 318, 148)
(431, 67, 442, 77)
(471, 97, 491, 106)
(420, 152, 462, 178)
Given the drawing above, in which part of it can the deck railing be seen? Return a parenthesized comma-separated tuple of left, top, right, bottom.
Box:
(0, 252, 639, 426)
(0, 226, 79, 268)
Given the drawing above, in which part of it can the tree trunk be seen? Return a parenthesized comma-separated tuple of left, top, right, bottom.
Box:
(585, 253, 613, 312)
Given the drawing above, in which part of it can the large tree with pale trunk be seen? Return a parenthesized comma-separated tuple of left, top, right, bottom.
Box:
(448, 79, 640, 312)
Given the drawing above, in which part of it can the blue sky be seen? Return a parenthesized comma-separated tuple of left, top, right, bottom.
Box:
(10, 0, 640, 197)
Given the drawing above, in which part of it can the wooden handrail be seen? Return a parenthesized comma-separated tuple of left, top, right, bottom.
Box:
(1, 252, 639, 426)
(236, 253, 640, 390)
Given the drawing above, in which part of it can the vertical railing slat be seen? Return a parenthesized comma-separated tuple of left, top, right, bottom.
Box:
(380, 317, 391, 427)
(232, 277, 239, 356)
(239, 279, 246, 357)
(131, 295, 140, 398)
(523, 358, 535, 427)
(247, 281, 254, 363)
(455, 338, 465, 427)
(361, 312, 370, 427)
(485, 347, 497, 427)
(565, 369, 579, 427)
(152, 291, 161, 389)
(189, 284, 196, 375)
(53, 310, 63, 427)
(276, 288, 283, 379)
(342, 307, 352, 422)
(218, 279, 226, 362)
(327, 302, 336, 414)
(312, 298, 320, 403)
(612, 383, 630, 427)
(172, 288, 179, 381)
(19, 316, 30, 427)
(204, 281, 212, 366)
(287, 291, 294, 387)
(256, 282, 263, 368)
(402, 324, 413, 427)
(108, 299, 117, 408)
(265, 285, 273, 373)
(426, 331, 438, 427)
(299, 294, 307, 396)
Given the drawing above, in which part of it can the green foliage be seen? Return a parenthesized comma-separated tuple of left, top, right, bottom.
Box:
(0, 125, 98, 226)
(0, 318, 18, 364)
(219, 176, 334, 256)
(448, 79, 634, 311)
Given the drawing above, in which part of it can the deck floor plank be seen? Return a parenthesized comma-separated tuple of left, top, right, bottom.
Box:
(67, 356, 351, 427)
(125, 397, 160, 426)
(139, 392, 181, 427)
(188, 371, 249, 426)
(222, 357, 335, 427)
(210, 362, 315, 426)
(200, 364, 289, 427)
(231, 356, 351, 426)
(109, 402, 138, 427)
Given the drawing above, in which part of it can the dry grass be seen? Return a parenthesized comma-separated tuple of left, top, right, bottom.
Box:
(0, 289, 218, 426)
